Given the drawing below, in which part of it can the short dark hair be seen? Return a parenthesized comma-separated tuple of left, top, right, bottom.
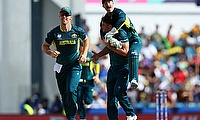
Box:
(102, 0, 113, 4)
(101, 15, 114, 26)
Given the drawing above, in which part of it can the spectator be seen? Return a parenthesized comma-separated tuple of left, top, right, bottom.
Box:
(166, 24, 175, 46)
(172, 67, 186, 89)
(36, 103, 46, 115)
(50, 95, 63, 114)
(90, 91, 106, 109)
(21, 98, 34, 115)
(150, 24, 164, 50)
(138, 26, 149, 47)
(42, 98, 50, 114)
(192, 84, 200, 102)
(99, 64, 108, 82)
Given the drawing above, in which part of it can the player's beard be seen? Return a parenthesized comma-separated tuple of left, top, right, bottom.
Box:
(61, 22, 66, 25)
(106, 7, 112, 12)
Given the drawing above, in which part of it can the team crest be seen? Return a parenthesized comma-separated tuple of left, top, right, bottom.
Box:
(71, 34, 77, 38)
(57, 34, 62, 40)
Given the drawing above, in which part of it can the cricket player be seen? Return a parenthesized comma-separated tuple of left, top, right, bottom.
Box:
(102, 0, 142, 89)
(92, 15, 137, 120)
(42, 6, 89, 120)
(77, 50, 101, 120)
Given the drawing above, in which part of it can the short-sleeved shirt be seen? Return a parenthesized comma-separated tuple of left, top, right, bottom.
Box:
(45, 24, 87, 65)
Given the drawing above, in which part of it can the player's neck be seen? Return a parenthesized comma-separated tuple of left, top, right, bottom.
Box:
(60, 24, 71, 32)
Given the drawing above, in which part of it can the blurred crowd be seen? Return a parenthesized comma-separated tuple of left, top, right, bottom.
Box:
(129, 24, 200, 108)
(20, 19, 200, 115)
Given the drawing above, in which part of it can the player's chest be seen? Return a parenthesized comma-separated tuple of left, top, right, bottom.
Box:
(54, 32, 79, 46)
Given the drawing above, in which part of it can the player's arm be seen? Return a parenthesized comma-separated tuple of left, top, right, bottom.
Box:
(114, 11, 127, 32)
(93, 62, 101, 84)
(82, 36, 90, 56)
(104, 41, 129, 56)
(104, 11, 127, 41)
(106, 10, 127, 35)
(78, 35, 90, 63)
(42, 41, 60, 58)
(79, 40, 85, 57)
(91, 47, 109, 61)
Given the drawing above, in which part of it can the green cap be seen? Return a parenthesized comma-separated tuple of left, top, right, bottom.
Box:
(60, 6, 72, 15)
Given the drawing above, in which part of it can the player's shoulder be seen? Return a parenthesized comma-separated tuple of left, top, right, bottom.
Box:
(71, 24, 79, 30)
(118, 29, 127, 35)
(71, 24, 85, 32)
(113, 8, 126, 17)
(114, 29, 128, 41)
(114, 8, 125, 13)
(48, 25, 60, 34)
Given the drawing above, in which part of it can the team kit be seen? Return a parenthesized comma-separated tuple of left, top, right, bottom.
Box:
(42, 0, 142, 120)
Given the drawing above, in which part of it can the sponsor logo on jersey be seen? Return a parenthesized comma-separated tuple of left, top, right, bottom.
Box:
(57, 34, 62, 40)
(71, 34, 77, 38)
(59, 40, 76, 45)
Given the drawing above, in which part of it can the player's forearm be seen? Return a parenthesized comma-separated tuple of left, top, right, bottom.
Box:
(42, 41, 61, 58)
(82, 36, 90, 57)
(42, 48, 53, 56)
(94, 74, 100, 78)
(97, 47, 109, 58)
(42, 42, 53, 56)
(105, 42, 129, 56)
(93, 74, 101, 84)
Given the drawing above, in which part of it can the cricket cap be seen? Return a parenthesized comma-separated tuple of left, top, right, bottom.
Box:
(59, 6, 72, 15)
(102, 0, 113, 4)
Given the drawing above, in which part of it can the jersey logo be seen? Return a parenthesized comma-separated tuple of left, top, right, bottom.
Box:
(71, 34, 77, 38)
(59, 40, 76, 45)
(57, 34, 62, 40)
